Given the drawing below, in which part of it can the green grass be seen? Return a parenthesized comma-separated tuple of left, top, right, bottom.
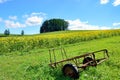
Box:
(0, 36, 120, 80)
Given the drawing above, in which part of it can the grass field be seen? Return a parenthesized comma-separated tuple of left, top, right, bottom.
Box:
(0, 30, 120, 80)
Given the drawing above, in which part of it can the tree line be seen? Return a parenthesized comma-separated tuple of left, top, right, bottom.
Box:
(3, 29, 24, 36)
(2, 18, 69, 36)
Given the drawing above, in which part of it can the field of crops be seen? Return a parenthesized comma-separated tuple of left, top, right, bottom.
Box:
(0, 30, 120, 80)
(0, 29, 120, 55)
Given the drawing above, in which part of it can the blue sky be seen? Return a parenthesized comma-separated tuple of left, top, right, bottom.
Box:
(0, 0, 120, 34)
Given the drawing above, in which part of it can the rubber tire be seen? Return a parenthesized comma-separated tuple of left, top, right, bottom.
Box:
(83, 57, 93, 65)
(62, 63, 79, 79)
(83, 57, 94, 69)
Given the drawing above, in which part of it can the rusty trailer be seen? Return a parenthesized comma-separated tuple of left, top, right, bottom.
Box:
(48, 48, 109, 79)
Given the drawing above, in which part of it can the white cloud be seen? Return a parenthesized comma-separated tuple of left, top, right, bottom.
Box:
(100, 0, 120, 6)
(23, 12, 46, 26)
(5, 20, 26, 28)
(113, 22, 120, 26)
(0, 0, 8, 3)
(31, 12, 46, 17)
(67, 19, 111, 30)
(100, 0, 109, 4)
(112, 0, 120, 6)
(0, 18, 2, 22)
(9, 16, 17, 20)
(25, 16, 43, 26)
(1, 12, 46, 28)
(23, 12, 46, 18)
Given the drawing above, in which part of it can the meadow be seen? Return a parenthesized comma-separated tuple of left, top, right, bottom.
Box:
(0, 29, 120, 55)
(0, 30, 120, 80)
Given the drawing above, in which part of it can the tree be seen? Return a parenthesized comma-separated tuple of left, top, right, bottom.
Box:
(21, 30, 24, 35)
(7, 29, 10, 35)
(4, 29, 10, 35)
(40, 18, 69, 33)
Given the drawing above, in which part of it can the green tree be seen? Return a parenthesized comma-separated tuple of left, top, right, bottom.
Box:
(21, 30, 24, 35)
(40, 18, 69, 33)
(4, 29, 10, 35)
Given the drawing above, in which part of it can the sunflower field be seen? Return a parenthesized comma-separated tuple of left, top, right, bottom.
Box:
(0, 29, 120, 55)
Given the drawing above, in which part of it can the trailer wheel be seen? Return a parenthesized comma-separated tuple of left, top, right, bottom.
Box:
(83, 57, 93, 65)
(62, 64, 79, 79)
(83, 57, 97, 68)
